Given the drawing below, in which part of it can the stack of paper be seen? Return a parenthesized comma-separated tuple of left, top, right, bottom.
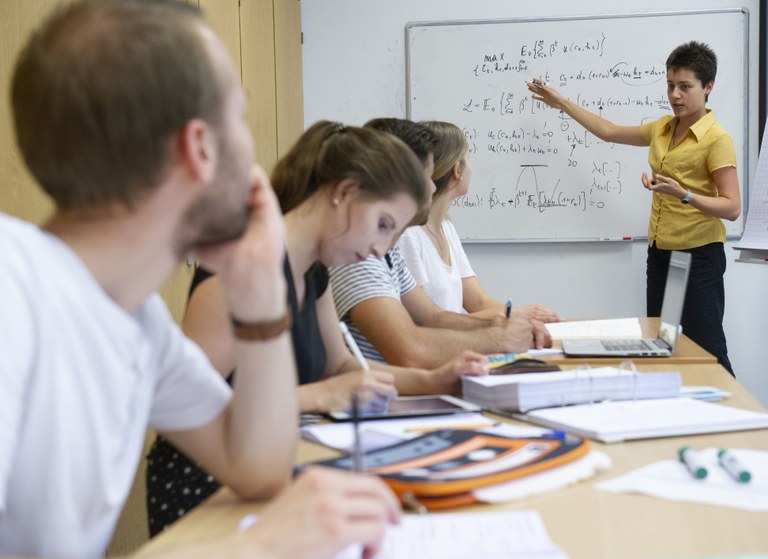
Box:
(545, 318, 642, 340)
(462, 367, 681, 412)
(522, 398, 768, 443)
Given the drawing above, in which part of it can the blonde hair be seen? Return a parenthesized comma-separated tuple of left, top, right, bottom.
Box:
(420, 121, 468, 198)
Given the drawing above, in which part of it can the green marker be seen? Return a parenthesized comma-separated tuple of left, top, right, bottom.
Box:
(678, 446, 708, 479)
(718, 449, 752, 483)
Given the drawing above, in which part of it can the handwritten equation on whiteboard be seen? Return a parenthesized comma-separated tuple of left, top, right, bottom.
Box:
(407, 12, 746, 240)
(451, 35, 666, 217)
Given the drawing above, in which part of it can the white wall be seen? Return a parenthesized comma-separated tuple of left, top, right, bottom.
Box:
(301, 0, 768, 406)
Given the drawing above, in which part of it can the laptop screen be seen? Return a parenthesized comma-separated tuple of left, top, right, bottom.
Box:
(658, 251, 692, 349)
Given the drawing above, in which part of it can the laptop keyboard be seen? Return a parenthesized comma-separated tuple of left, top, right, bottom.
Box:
(601, 339, 659, 352)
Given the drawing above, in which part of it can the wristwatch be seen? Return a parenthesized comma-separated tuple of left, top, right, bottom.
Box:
(680, 190, 693, 204)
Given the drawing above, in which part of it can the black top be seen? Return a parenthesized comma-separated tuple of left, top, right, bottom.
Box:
(190, 257, 329, 384)
(146, 257, 330, 536)
(284, 258, 329, 384)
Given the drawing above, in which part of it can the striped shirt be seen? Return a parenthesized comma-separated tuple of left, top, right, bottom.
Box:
(329, 244, 417, 362)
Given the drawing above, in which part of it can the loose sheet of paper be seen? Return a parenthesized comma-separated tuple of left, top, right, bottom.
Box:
(596, 448, 768, 512)
(523, 398, 768, 443)
(300, 413, 551, 452)
(334, 510, 568, 559)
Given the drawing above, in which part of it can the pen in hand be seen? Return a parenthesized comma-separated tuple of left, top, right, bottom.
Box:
(505, 299, 513, 319)
(339, 321, 389, 414)
(340, 321, 369, 372)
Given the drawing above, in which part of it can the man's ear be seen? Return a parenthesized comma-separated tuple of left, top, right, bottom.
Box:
(177, 118, 217, 183)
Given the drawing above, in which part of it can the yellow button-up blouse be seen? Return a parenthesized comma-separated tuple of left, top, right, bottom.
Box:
(639, 110, 736, 250)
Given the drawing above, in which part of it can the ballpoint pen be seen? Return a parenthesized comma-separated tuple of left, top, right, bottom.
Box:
(340, 321, 369, 372)
(340, 321, 388, 415)
(505, 299, 513, 319)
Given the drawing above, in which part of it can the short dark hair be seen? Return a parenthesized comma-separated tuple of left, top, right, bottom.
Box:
(666, 41, 717, 89)
(363, 118, 438, 167)
(11, 0, 224, 209)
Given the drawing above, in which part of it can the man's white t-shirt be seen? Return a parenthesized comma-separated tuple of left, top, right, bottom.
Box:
(0, 214, 231, 558)
(398, 221, 475, 314)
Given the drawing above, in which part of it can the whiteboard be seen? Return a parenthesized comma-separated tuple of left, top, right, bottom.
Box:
(406, 10, 749, 241)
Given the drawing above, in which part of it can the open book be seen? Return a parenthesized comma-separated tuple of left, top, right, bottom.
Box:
(545, 318, 642, 340)
(462, 367, 681, 412)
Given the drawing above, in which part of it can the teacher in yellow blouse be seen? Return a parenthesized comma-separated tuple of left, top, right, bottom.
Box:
(528, 41, 740, 374)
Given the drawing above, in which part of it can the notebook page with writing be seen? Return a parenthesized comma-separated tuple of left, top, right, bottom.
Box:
(240, 509, 568, 559)
(334, 510, 567, 559)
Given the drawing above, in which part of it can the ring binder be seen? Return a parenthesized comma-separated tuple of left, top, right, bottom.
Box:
(618, 360, 639, 402)
(462, 366, 681, 413)
(573, 364, 594, 405)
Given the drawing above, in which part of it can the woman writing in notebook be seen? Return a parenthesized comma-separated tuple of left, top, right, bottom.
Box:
(527, 41, 740, 374)
(146, 121, 489, 535)
(398, 120, 562, 323)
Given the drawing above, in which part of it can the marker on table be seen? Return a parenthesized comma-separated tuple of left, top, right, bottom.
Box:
(678, 446, 708, 479)
(718, 449, 751, 483)
(505, 299, 513, 319)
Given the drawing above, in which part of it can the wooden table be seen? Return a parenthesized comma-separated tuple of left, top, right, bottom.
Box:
(137, 364, 767, 559)
(542, 317, 718, 365)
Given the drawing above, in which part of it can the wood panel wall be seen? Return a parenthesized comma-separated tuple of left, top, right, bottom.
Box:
(0, 0, 303, 554)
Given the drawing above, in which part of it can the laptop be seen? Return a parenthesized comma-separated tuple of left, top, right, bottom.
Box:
(561, 251, 691, 357)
